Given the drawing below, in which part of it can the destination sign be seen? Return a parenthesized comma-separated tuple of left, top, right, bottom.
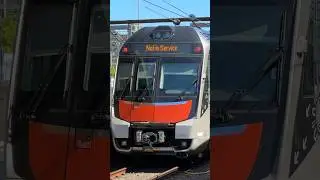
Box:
(145, 44, 178, 52)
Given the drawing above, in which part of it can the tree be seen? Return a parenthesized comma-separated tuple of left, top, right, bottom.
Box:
(0, 14, 17, 53)
(110, 65, 116, 77)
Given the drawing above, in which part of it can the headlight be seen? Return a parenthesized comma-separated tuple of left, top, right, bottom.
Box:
(136, 130, 143, 143)
(158, 131, 165, 143)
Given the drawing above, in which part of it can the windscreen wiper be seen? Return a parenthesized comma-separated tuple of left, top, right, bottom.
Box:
(24, 44, 72, 118)
(136, 86, 149, 102)
(177, 79, 198, 101)
(215, 48, 283, 123)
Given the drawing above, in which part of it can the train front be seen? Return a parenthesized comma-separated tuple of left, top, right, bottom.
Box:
(111, 26, 210, 158)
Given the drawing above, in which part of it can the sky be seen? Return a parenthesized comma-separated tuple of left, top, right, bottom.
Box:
(110, 0, 210, 27)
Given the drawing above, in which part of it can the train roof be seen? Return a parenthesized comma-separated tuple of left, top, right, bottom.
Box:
(124, 26, 210, 44)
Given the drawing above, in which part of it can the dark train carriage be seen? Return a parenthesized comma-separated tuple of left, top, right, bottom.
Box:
(8, 0, 110, 180)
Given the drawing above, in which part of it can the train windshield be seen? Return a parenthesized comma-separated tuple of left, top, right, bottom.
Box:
(115, 57, 201, 101)
(84, 7, 109, 92)
(79, 6, 109, 112)
(17, 4, 73, 109)
(159, 62, 198, 95)
(211, 4, 283, 107)
(115, 62, 133, 95)
(15, 3, 108, 123)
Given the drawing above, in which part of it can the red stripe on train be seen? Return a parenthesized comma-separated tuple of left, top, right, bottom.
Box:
(118, 100, 192, 123)
(210, 122, 263, 180)
(28, 122, 110, 180)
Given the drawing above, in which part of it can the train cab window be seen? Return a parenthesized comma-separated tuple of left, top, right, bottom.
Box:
(27, 4, 73, 53)
(302, 14, 316, 96)
(115, 62, 133, 93)
(311, 0, 320, 95)
(83, 6, 109, 92)
(20, 55, 66, 92)
(135, 62, 156, 91)
(16, 3, 73, 108)
(159, 62, 199, 95)
(90, 7, 109, 49)
(302, 50, 314, 96)
(18, 53, 68, 110)
(211, 4, 283, 107)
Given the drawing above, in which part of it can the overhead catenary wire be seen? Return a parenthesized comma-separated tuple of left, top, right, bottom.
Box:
(145, 6, 181, 25)
(142, 0, 186, 27)
(142, 0, 185, 17)
(162, 0, 189, 17)
(142, 0, 203, 29)
(145, 6, 169, 19)
(162, 0, 210, 27)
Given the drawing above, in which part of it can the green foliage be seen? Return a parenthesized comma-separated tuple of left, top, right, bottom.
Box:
(110, 65, 116, 77)
(0, 14, 17, 53)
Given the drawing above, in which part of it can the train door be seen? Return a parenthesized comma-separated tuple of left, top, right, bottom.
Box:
(8, 0, 110, 180)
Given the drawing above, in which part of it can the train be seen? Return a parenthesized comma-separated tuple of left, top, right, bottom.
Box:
(7, 1, 110, 180)
(111, 25, 210, 159)
(210, 0, 320, 180)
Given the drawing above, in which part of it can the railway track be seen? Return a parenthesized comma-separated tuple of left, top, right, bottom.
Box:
(110, 147, 210, 180)
(165, 161, 210, 180)
(111, 166, 179, 180)
(110, 161, 209, 180)
(110, 168, 127, 180)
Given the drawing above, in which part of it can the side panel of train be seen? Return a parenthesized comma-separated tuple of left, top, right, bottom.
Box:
(210, 123, 263, 180)
(210, 0, 299, 180)
(24, 123, 109, 180)
(9, 1, 110, 180)
(210, 0, 320, 179)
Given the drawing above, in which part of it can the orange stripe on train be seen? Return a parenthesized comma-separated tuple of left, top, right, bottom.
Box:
(29, 122, 110, 180)
(118, 100, 192, 123)
(210, 123, 263, 180)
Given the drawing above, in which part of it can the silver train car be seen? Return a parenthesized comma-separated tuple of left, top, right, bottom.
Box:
(111, 25, 210, 158)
